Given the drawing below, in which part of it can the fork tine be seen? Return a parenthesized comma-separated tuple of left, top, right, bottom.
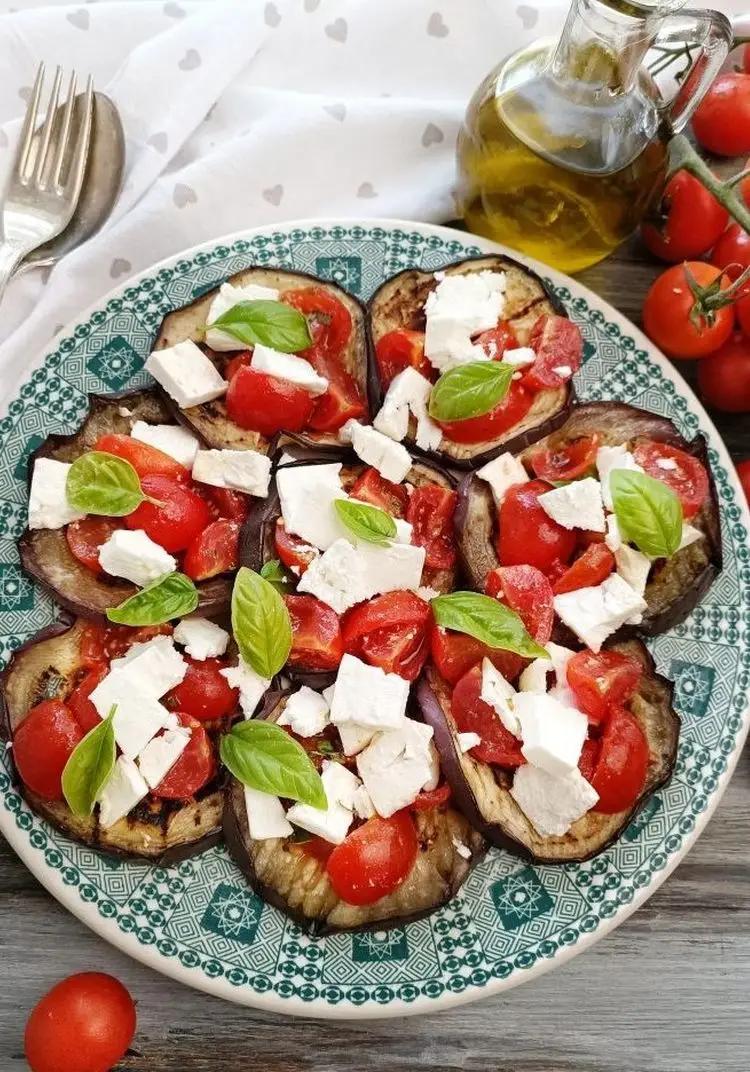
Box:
(16, 62, 45, 179)
(33, 65, 62, 187)
(63, 75, 93, 198)
(51, 70, 77, 189)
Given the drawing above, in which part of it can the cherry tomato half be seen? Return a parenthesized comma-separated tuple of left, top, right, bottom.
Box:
(375, 329, 431, 387)
(430, 624, 524, 687)
(166, 657, 239, 721)
(183, 518, 241, 580)
(475, 320, 519, 359)
(567, 649, 642, 725)
(590, 707, 649, 813)
(282, 286, 352, 359)
(436, 380, 532, 445)
(326, 811, 418, 906)
(529, 434, 599, 482)
(692, 72, 750, 157)
(485, 564, 554, 644)
(285, 594, 344, 671)
(497, 479, 577, 574)
(406, 484, 457, 570)
(697, 333, 750, 413)
(451, 664, 525, 767)
(151, 714, 216, 799)
(641, 170, 728, 263)
(412, 783, 452, 811)
(552, 543, 615, 595)
(349, 467, 409, 516)
(126, 474, 210, 553)
(68, 666, 108, 734)
(342, 591, 431, 681)
(523, 315, 583, 390)
(95, 433, 189, 481)
(13, 700, 84, 801)
(632, 440, 709, 519)
(65, 517, 121, 574)
(226, 366, 316, 437)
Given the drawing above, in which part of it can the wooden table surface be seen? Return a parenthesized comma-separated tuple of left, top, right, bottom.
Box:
(1, 233, 748, 1072)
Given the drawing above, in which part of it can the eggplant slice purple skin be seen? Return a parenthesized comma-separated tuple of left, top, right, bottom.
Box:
(17, 388, 233, 622)
(0, 616, 224, 863)
(223, 689, 486, 935)
(455, 401, 723, 641)
(367, 254, 575, 471)
(417, 639, 679, 864)
(151, 266, 375, 454)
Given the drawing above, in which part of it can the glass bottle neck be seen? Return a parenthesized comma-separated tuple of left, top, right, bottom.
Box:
(550, 0, 663, 93)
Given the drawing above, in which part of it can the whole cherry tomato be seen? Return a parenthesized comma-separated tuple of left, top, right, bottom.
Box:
(642, 262, 735, 359)
(697, 333, 750, 413)
(692, 72, 750, 157)
(736, 459, 750, 504)
(641, 171, 727, 263)
(711, 224, 750, 286)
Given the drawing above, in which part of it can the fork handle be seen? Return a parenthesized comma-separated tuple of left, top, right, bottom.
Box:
(0, 240, 30, 308)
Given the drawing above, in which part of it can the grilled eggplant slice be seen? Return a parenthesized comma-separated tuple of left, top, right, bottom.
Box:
(152, 267, 371, 453)
(368, 254, 574, 469)
(456, 401, 722, 638)
(18, 389, 233, 620)
(223, 690, 485, 934)
(0, 617, 223, 861)
(417, 639, 679, 863)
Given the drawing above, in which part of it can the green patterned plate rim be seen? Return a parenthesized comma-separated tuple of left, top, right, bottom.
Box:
(1, 220, 748, 1020)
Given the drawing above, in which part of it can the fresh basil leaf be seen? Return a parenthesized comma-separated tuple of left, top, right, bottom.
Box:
(210, 300, 312, 353)
(334, 498, 397, 546)
(107, 572, 199, 625)
(66, 451, 146, 516)
(232, 566, 292, 678)
(220, 719, 326, 809)
(260, 558, 294, 593)
(428, 362, 513, 422)
(62, 705, 117, 817)
(610, 469, 683, 558)
(431, 591, 549, 659)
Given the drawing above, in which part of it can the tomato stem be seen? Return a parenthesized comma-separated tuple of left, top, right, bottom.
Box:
(667, 134, 750, 234)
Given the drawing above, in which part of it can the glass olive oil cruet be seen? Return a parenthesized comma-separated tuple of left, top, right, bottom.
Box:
(456, 0, 733, 273)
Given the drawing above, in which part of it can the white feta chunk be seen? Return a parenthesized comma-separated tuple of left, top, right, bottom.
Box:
(251, 343, 329, 395)
(341, 420, 412, 484)
(480, 658, 520, 737)
(679, 523, 703, 551)
(514, 692, 588, 776)
(501, 346, 536, 367)
(205, 281, 281, 351)
(108, 634, 188, 696)
(552, 365, 572, 379)
(98, 529, 176, 587)
(297, 537, 424, 614)
(373, 367, 442, 451)
(277, 686, 330, 738)
(476, 453, 529, 506)
(511, 765, 599, 837)
(244, 785, 294, 840)
(286, 760, 357, 844)
(537, 477, 606, 532)
(337, 722, 376, 757)
(458, 732, 481, 753)
(416, 586, 440, 603)
(329, 654, 409, 730)
(554, 573, 648, 652)
(352, 784, 376, 819)
(145, 341, 227, 408)
(605, 513, 622, 552)
(276, 462, 346, 551)
(90, 675, 171, 760)
(130, 421, 200, 468)
(452, 836, 473, 860)
(192, 448, 271, 497)
(614, 544, 652, 597)
(173, 618, 229, 660)
(424, 318, 486, 370)
(28, 459, 85, 530)
(596, 444, 644, 510)
(519, 659, 551, 694)
(356, 720, 436, 817)
(137, 726, 191, 789)
(220, 660, 270, 718)
(423, 270, 507, 372)
(394, 518, 414, 544)
(97, 757, 149, 828)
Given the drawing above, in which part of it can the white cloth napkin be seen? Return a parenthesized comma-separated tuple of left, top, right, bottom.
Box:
(0, 0, 743, 409)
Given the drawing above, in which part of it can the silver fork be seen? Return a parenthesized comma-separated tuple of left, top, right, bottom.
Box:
(0, 63, 93, 305)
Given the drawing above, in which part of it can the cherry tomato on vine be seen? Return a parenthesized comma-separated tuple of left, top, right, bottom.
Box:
(692, 73, 750, 157)
(641, 171, 727, 263)
(642, 261, 735, 359)
(711, 224, 750, 286)
(697, 334, 750, 413)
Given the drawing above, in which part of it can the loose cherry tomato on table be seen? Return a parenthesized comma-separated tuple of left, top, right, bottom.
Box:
(641, 170, 728, 263)
(567, 649, 642, 725)
(485, 564, 554, 644)
(497, 479, 577, 573)
(642, 262, 735, 359)
(349, 466, 409, 516)
(523, 315, 583, 390)
(183, 518, 241, 580)
(697, 334, 750, 413)
(529, 434, 599, 482)
(166, 657, 238, 721)
(126, 474, 210, 553)
(95, 433, 189, 481)
(590, 707, 649, 813)
(736, 459, 750, 504)
(375, 329, 431, 386)
(475, 320, 519, 359)
(65, 517, 121, 574)
(226, 366, 316, 436)
(435, 380, 532, 445)
(68, 666, 108, 733)
(342, 591, 431, 680)
(13, 700, 84, 800)
(552, 543, 615, 595)
(406, 484, 458, 570)
(632, 440, 709, 519)
(285, 594, 344, 671)
(24, 972, 136, 1072)
(692, 72, 750, 157)
(711, 224, 750, 286)
(326, 811, 418, 906)
(451, 664, 525, 767)
(151, 714, 216, 799)
(430, 624, 524, 686)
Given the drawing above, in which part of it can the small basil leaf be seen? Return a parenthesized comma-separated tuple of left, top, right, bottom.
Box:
(260, 558, 295, 593)
(334, 498, 397, 546)
(431, 591, 549, 659)
(220, 719, 326, 809)
(610, 469, 683, 558)
(210, 300, 312, 353)
(62, 705, 117, 817)
(107, 572, 199, 625)
(66, 451, 146, 516)
(428, 362, 513, 422)
(232, 566, 292, 678)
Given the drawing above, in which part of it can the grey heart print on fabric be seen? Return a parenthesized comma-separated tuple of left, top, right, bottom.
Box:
(357, 182, 377, 199)
(147, 132, 168, 153)
(324, 102, 347, 122)
(178, 49, 201, 71)
(173, 183, 197, 207)
(427, 12, 449, 38)
(164, 1, 186, 15)
(110, 258, 132, 279)
(422, 123, 444, 147)
(304, 0, 320, 10)
(265, 3, 281, 28)
(66, 8, 89, 29)
(516, 5, 539, 30)
(325, 18, 347, 43)
(263, 185, 284, 206)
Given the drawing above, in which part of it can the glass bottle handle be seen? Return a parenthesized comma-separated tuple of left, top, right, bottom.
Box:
(655, 8, 733, 134)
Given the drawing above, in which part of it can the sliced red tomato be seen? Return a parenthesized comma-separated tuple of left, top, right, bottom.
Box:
(68, 666, 108, 734)
(406, 484, 457, 569)
(95, 433, 189, 481)
(590, 707, 649, 813)
(529, 435, 599, 482)
(183, 518, 241, 580)
(342, 591, 431, 681)
(79, 623, 173, 667)
(273, 520, 317, 574)
(430, 624, 524, 686)
(578, 737, 600, 782)
(65, 517, 121, 574)
(375, 329, 431, 386)
(523, 315, 583, 390)
(498, 479, 577, 573)
(282, 286, 352, 358)
(326, 811, 418, 906)
(165, 657, 239, 722)
(125, 474, 210, 553)
(475, 320, 519, 359)
(204, 486, 250, 522)
(13, 700, 84, 800)
(349, 466, 409, 516)
(632, 440, 709, 519)
(412, 783, 452, 811)
(485, 564, 554, 644)
(151, 714, 216, 800)
(285, 594, 344, 671)
(552, 543, 615, 595)
(436, 380, 533, 445)
(451, 664, 525, 767)
(226, 366, 316, 436)
(567, 649, 642, 725)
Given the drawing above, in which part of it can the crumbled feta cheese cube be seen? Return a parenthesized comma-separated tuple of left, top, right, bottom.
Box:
(297, 537, 425, 614)
(108, 634, 188, 696)
(356, 719, 436, 817)
(511, 765, 599, 837)
(145, 341, 227, 408)
(352, 784, 376, 819)
(28, 458, 85, 530)
(341, 420, 412, 483)
(476, 453, 529, 506)
(501, 346, 536, 367)
(173, 618, 229, 660)
(596, 444, 644, 509)
(329, 654, 409, 730)
(276, 462, 346, 550)
(452, 836, 473, 860)
(458, 732, 481, 753)
(90, 676, 171, 759)
(656, 457, 678, 471)
(250, 343, 329, 395)
(393, 518, 414, 544)
(244, 785, 293, 840)
(97, 756, 149, 828)
(480, 658, 520, 737)
(373, 367, 442, 451)
(519, 659, 551, 694)
(130, 421, 200, 468)
(554, 573, 648, 652)
(137, 726, 191, 788)
(278, 686, 330, 738)
(192, 448, 271, 497)
(605, 513, 622, 552)
(538, 477, 605, 532)
(98, 529, 176, 587)
(205, 281, 280, 351)
(514, 692, 588, 776)
(416, 586, 440, 603)
(286, 760, 358, 844)
(423, 270, 507, 372)
(337, 722, 376, 757)
(220, 660, 270, 718)
(614, 543, 652, 596)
